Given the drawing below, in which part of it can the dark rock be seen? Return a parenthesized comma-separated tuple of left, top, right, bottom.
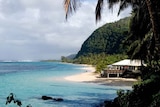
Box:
(42, 96, 53, 100)
(102, 98, 120, 107)
(41, 96, 64, 102)
(53, 98, 64, 102)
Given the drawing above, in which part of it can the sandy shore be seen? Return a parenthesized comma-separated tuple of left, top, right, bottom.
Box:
(64, 65, 137, 86)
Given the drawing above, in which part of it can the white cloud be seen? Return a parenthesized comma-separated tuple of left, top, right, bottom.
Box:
(0, 0, 131, 61)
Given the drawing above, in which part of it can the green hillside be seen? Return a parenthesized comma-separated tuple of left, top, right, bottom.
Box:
(76, 17, 130, 58)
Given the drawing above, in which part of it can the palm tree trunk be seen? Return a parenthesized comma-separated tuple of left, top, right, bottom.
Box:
(145, 0, 160, 40)
(145, 0, 160, 65)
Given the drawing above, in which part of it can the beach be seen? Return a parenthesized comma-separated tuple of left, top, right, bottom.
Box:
(65, 65, 137, 86)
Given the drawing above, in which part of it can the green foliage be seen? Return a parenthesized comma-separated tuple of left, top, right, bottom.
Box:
(150, 92, 160, 107)
(61, 56, 72, 63)
(76, 17, 130, 58)
(116, 89, 131, 107)
(96, 60, 106, 73)
(61, 53, 128, 73)
(109, 71, 160, 107)
(61, 54, 77, 63)
(95, 54, 128, 73)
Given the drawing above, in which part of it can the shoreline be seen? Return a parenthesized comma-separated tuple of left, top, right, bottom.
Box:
(64, 65, 137, 86)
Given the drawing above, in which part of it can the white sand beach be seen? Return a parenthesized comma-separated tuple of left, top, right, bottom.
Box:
(64, 65, 138, 86)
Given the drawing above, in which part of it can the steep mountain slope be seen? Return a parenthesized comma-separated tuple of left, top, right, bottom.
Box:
(76, 17, 130, 58)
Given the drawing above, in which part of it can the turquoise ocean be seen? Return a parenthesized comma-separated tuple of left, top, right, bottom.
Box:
(0, 62, 131, 107)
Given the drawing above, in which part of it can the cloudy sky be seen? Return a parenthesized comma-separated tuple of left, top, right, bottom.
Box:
(0, 0, 131, 61)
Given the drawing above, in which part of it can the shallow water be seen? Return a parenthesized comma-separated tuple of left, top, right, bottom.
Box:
(0, 62, 131, 107)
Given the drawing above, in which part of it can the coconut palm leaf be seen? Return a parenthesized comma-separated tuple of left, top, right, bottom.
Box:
(108, 0, 119, 9)
(117, 0, 131, 15)
(64, 0, 80, 19)
(95, 0, 104, 21)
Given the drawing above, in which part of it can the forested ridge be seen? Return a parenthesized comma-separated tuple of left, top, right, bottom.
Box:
(61, 17, 130, 72)
(76, 17, 130, 58)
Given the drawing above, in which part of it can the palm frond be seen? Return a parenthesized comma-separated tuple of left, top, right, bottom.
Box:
(64, 0, 80, 19)
(118, 0, 131, 15)
(131, 43, 141, 59)
(108, 0, 120, 9)
(95, 0, 104, 21)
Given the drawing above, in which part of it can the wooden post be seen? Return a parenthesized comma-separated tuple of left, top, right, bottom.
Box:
(107, 73, 110, 78)
(117, 73, 120, 77)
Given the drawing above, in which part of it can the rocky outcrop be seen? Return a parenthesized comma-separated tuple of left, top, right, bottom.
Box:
(42, 96, 53, 100)
(41, 96, 63, 102)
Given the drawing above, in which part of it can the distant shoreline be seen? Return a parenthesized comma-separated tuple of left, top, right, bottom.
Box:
(64, 64, 137, 86)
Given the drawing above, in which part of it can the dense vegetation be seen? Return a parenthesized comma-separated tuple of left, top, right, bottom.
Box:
(76, 17, 130, 58)
(104, 69, 160, 107)
(62, 17, 130, 72)
(62, 53, 128, 72)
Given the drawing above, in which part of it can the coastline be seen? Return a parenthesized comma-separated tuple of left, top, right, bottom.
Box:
(64, 65, 137, 86)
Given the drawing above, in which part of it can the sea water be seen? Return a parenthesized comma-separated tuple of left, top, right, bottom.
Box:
(0, 62, 131, 107)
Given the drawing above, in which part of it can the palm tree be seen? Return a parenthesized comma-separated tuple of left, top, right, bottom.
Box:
(124, 1, 153, 63)
(145, 0, 160, 40)
(64, 0, 160, 68)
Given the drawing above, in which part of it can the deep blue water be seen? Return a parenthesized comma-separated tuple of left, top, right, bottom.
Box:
(0, 62, 131, 107)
